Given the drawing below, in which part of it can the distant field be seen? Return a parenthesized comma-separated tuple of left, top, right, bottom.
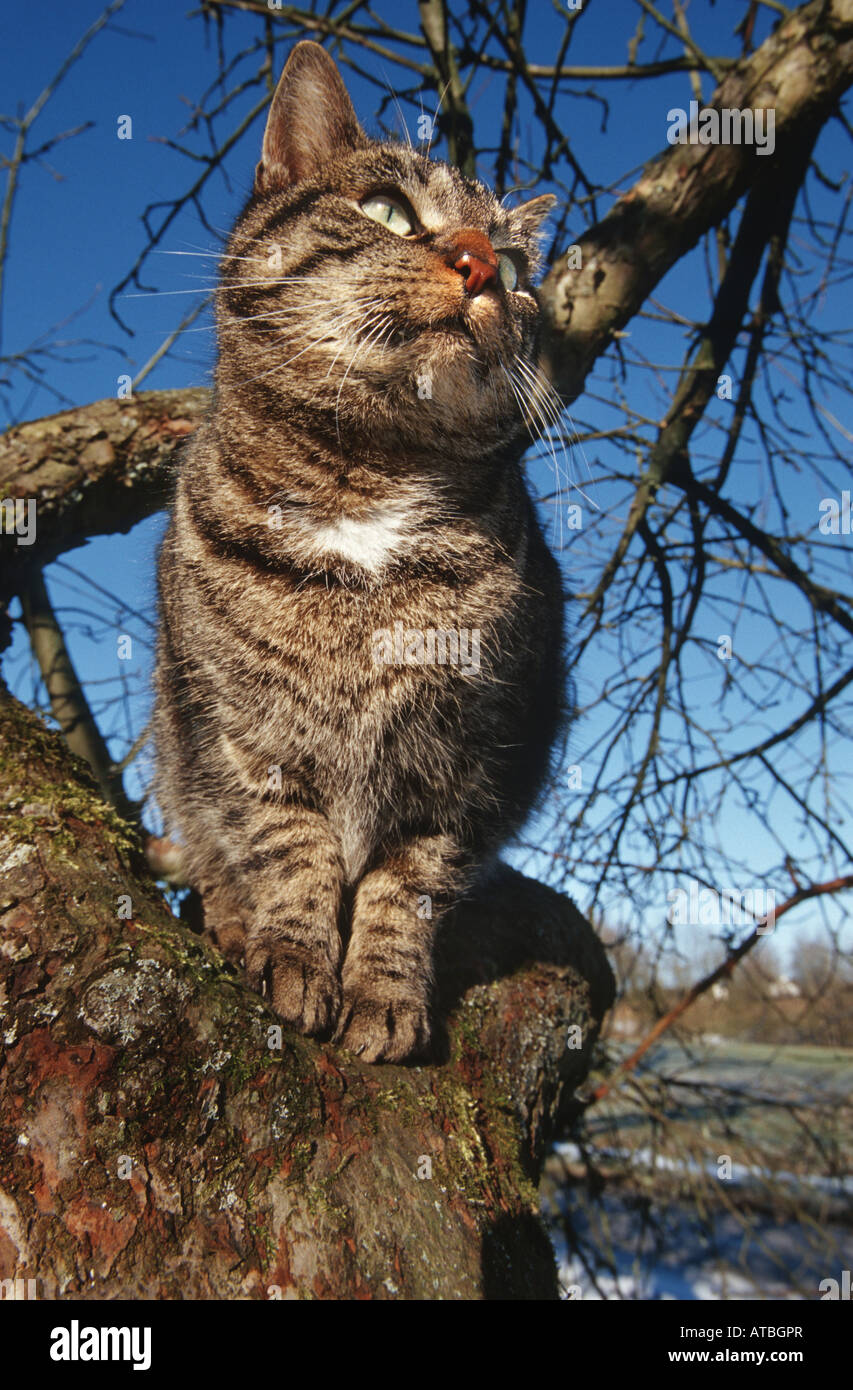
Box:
(543, 1038, 853, 1299)
(649, 1037, 853, 1082)
(583, 1037, 853, 1182)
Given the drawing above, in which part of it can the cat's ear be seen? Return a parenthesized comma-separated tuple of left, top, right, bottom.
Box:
(255, 42, 367, 194)
(509, 193, 558, 240)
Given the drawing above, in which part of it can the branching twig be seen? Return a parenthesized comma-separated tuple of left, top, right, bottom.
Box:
(584, 875, 853, 1107)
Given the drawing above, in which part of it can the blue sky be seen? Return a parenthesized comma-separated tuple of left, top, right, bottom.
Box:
(2, 0, 850, 971)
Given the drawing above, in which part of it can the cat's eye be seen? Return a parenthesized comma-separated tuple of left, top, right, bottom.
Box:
(497, 253, 519, 292)
(361, 195, 416, 237)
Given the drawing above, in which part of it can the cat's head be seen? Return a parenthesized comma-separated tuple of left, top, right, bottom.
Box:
(218, 42, 556, 458)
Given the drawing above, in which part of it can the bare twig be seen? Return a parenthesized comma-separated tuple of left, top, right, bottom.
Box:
(584, 876, 853, 1107)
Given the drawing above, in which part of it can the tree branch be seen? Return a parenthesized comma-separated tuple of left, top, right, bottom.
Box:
(18, 566, 138, 823)
(583, 110, 817, 617)
(0, 5, 848, 599)
(539, 0, 853, 401)
(0, 692, 614, 1299)
(0, 387, 208, 641)
(584, 875, 853, 1107)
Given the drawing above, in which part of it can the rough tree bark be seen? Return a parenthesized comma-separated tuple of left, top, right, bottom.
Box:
(540, 0, 853, 399)
(0, 693, 613, 1299)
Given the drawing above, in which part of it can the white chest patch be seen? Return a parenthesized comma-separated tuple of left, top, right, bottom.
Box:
(294, 505, 416, 573)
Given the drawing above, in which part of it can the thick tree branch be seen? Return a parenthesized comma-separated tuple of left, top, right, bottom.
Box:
(0, 387, 206, 557)
(0, 692, 614, 1299)
(539, 0, 853, 401)
(418, 0, 476, 176)
(0, 388, 208, 644)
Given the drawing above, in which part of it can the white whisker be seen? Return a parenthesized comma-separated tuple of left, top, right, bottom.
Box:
(334, 314, 393, 449)
(513, 353, 599, 529)
(507, 358, 567, 549)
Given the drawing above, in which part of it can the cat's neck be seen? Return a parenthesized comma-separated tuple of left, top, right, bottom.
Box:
(211, 378, 527, 521)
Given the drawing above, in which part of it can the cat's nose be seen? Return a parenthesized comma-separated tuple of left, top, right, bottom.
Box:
(445, 229, 498, 296)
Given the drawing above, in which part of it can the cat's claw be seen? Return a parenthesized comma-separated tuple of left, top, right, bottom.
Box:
(334, 992, 431, 1064)
(246, 937, 340, 1036)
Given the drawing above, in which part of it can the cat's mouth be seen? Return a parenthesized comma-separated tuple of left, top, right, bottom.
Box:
(378, 306, 510, 363)
(377, 318, 473, 348)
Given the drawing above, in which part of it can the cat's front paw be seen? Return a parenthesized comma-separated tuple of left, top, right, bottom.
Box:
(245, 931, 340, 1036)
(334, 989, 431, 1063)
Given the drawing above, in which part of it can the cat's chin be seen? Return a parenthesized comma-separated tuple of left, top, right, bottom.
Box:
(463, 297, 520, 357)
(413, 319, 519, 371)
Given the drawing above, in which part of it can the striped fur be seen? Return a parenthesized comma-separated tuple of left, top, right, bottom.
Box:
(154, 42, 566, 1062)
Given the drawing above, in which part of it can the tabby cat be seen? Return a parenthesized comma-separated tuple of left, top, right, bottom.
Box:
(154, 41, 566, 1062)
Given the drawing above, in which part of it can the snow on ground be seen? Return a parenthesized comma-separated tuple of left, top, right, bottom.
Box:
(543, 1159, 852, 1300)
(553, 1141, 853, 1203)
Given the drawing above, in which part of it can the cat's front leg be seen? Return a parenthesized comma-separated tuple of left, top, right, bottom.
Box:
(240, 808, 345, 1035)
(335, 834, 468, 1063)
(197, 878, 249, 967)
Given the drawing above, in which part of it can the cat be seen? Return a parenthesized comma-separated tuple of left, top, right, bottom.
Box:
(153, 40, 566, 1063)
